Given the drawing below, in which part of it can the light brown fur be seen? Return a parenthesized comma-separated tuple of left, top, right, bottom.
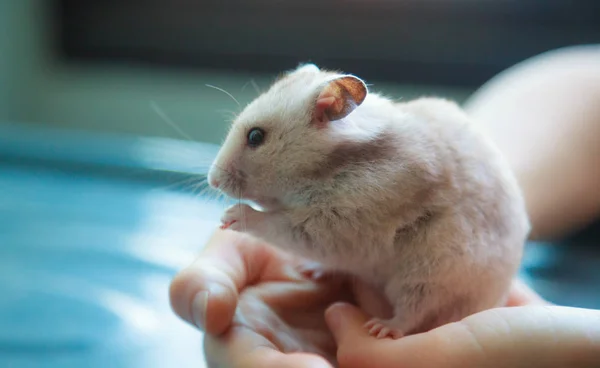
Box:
(208, 64, 530, 338)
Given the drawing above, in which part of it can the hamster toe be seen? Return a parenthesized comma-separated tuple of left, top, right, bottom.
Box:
(220, 220, 237, 230)
(364, 318, 404, 340)
(295, 261, 327, 281)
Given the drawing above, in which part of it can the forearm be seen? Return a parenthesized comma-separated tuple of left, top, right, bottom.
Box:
(464, 45, 600, 240)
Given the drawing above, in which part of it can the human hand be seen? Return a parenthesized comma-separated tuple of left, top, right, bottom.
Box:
(170, 228, 600, 368)
(169, 228, 352, 368)
(324, 280, 600, 368)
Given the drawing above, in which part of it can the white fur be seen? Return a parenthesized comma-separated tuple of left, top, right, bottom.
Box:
(210, 64, 530, 337)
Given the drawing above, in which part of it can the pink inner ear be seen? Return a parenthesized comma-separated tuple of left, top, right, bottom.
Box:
(315, 96, 336, 124)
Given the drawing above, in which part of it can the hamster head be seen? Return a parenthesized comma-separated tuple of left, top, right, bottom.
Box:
(207, 63, 369, 210)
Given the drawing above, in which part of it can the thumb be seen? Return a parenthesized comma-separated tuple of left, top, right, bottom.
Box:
(328, 303, 600, 368)
(325, 303, 396, 368)
(325, 302, 370, 345)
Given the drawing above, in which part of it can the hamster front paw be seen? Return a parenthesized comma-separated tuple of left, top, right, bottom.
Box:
(220, 203, 260, 232)
(293, 260, 331, 282)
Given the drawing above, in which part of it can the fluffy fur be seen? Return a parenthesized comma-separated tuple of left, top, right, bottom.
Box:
(207, 63, 530, 338)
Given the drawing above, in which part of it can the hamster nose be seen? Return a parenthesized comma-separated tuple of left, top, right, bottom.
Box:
(208, 171, 220, 188)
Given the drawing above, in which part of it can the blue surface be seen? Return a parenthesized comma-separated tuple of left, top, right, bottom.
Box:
(0, 123, 229, 367)
(0, 122, 598, 367)
(0, 164, 231, 368)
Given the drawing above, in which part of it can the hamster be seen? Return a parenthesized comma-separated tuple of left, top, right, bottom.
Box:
(207, 63, 530, 339)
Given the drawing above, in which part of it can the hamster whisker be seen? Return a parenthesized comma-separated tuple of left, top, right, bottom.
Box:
(250, 79, 261, 95)
(238, 186, 246, 231)
(179, 179, 211, 196)
(193, 183, 214, 198)
(216, 109, 238, 122)
(211, 163, 237, 178)
(191, 185, 224, 205)
(241, 78, 262, 96)
(193, 177, 215, 194)
(205, 84, 241, 108)
(145, 173, 206, 194)
(149, 101, 196, 142)
(216, 191, 228, 203)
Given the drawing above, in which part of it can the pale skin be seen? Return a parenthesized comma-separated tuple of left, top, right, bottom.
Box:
(170, 45, 600, 367)
(465, 44, 600, 240)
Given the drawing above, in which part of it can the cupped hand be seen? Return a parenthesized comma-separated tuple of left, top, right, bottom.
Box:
(170, 229, 600, 368)
(169, 228, 352, 368)
(325, 280, 600, 368)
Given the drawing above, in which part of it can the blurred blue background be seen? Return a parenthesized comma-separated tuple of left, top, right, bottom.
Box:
(1, 1, 599, 367)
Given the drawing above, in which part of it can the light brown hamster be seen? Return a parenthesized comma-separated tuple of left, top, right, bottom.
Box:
(207, 63, 530, 339)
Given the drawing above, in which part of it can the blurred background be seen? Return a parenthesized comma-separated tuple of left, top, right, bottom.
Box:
(0, 1, 599, 367)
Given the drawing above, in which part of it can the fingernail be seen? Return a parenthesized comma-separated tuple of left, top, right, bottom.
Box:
(192, 290, 209, 330)
(326, 302, 349, 330)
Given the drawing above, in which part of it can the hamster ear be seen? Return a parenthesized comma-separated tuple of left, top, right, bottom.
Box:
(314, 75, 367, 124)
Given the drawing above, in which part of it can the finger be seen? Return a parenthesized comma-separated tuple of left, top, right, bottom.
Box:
(324, 302, 398, 367)
(204, 325, 333, 368)
(324, 302, 370, 346)
(328, 303, 600, 368)
(250, 351, 333, 368)
(170, 229, 301, 335)
(505, 279, 551, 307)
(254, 276, 352, 311)
(424, 305, 600, 368)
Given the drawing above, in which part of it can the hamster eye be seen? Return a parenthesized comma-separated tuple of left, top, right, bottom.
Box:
(247, 128, 265, 147)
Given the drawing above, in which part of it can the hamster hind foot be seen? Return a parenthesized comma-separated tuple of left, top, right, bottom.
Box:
(364, 318, 405, 339)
